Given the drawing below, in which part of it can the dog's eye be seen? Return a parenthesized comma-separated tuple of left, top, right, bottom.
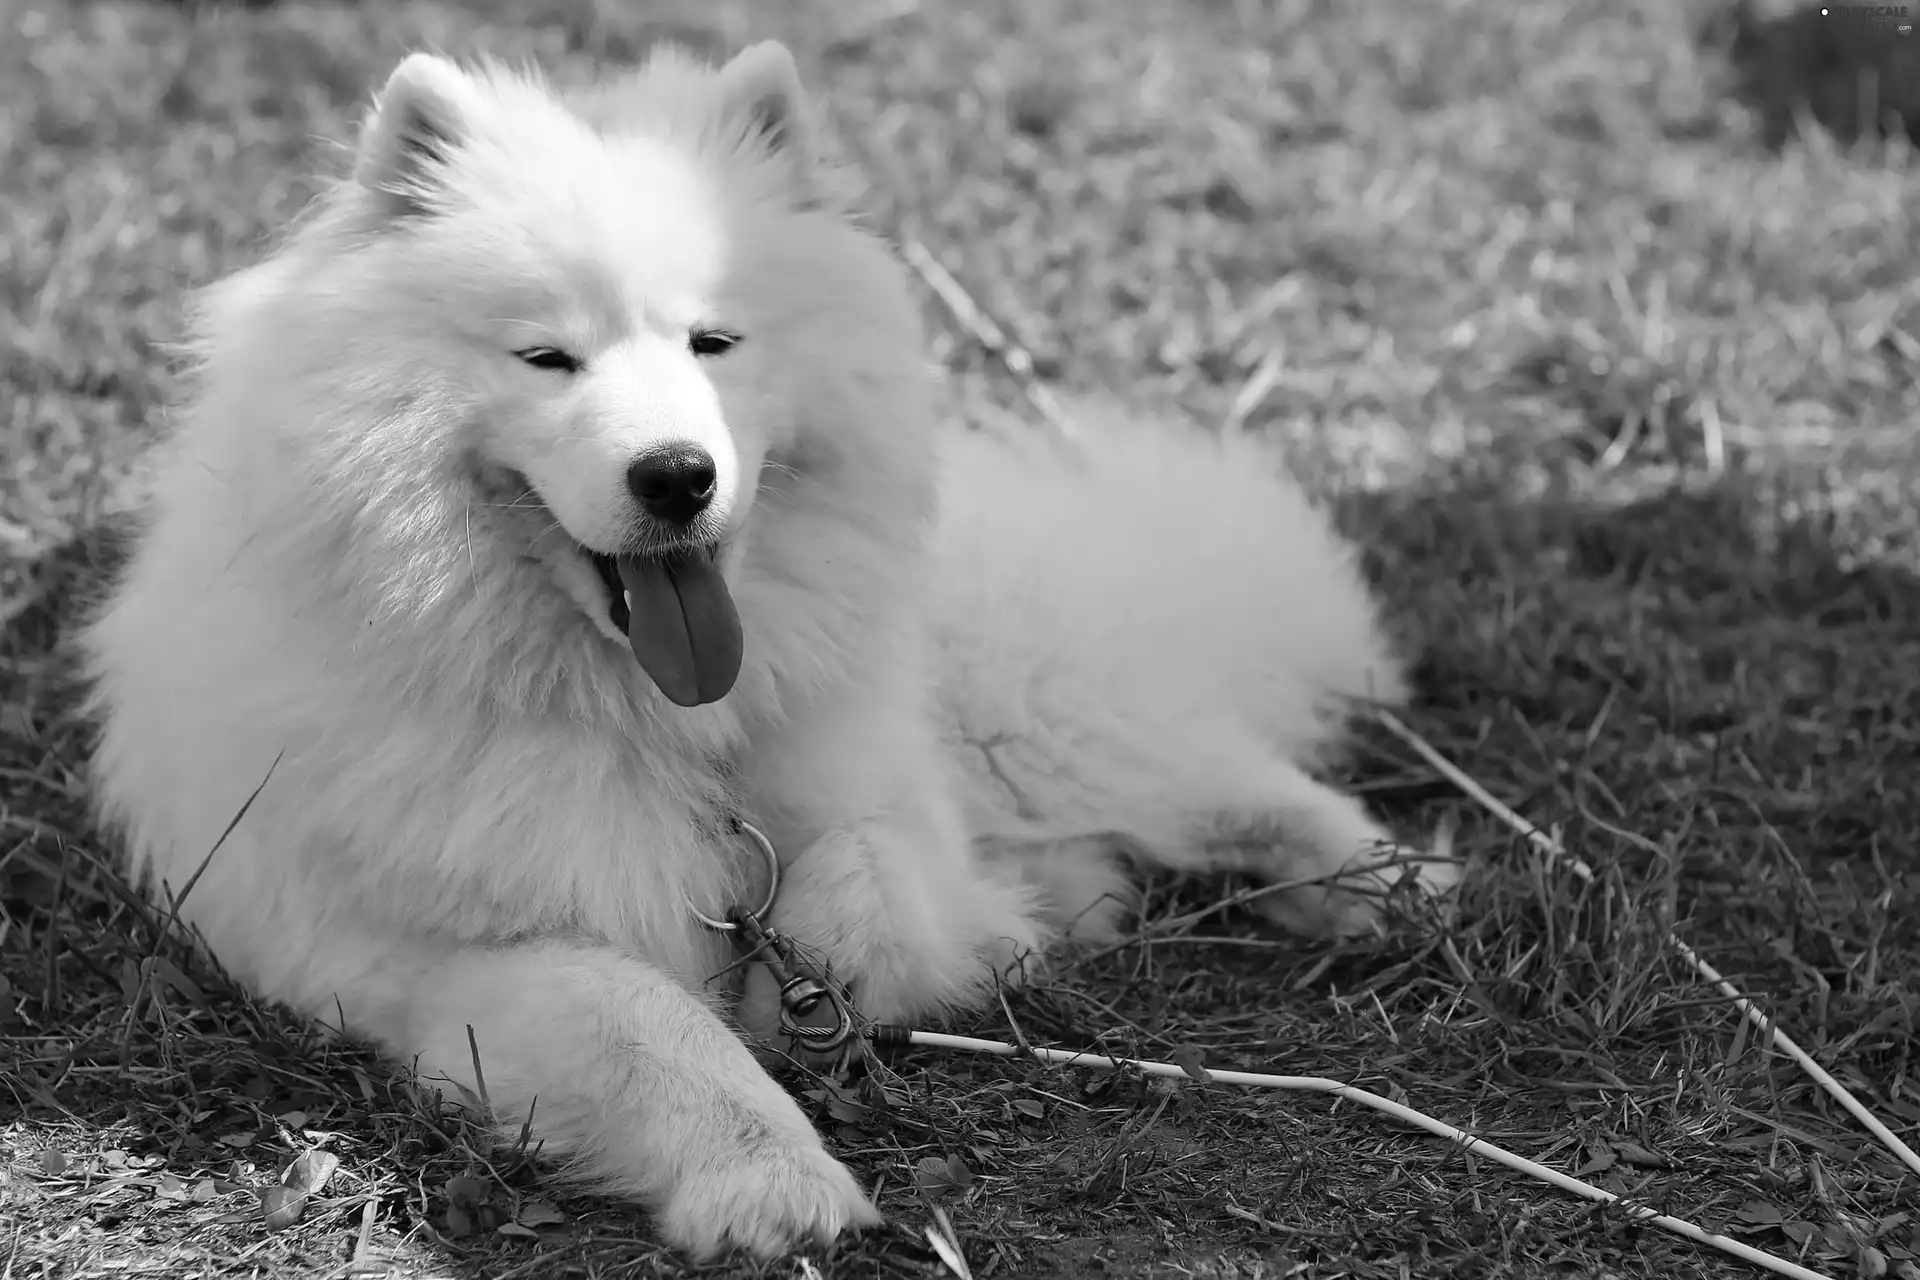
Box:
(516, 347, 583, 374)
(688, 329, 739, 358)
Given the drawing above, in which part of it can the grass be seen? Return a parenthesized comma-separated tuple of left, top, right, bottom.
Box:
(4, 0, 1920, 1276)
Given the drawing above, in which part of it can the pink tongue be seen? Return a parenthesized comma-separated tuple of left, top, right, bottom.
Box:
(615, 552, 744, 708)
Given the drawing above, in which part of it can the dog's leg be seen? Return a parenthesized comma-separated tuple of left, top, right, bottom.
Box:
(736, 688, 1047, 1035)
(380, 937, 879, 1259)
(1175, 760, 1459, 938)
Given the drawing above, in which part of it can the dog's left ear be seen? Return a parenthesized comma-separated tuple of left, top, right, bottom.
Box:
(715, 42, 810, 161)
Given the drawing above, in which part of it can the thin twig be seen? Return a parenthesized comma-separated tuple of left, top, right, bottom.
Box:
(465, 1024, 493, 1125)
(1373, 708, 1920, 1179)
(897, 235, 1077, 442)
(1222, 345, 1285, 435)
(908, 1030, 1837, 1280)
(158, 749, 285, 933)
(1067, 845, 1443, 971)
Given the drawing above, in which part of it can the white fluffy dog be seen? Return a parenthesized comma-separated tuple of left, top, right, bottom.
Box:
(81, 42, 1455, 1260)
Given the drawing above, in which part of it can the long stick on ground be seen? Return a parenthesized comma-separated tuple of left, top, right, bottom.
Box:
(896, 1030, 1836, 1280)
(1374, 708, 1920, 1180)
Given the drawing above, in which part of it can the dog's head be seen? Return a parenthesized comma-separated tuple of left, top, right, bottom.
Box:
(242, 44, 935, 710)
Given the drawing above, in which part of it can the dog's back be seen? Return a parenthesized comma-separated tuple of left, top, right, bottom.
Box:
(930, 408, 1428, 937)
(933, 409, 1404, 818)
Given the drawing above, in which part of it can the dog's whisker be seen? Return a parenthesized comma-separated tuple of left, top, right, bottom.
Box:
(464, 501, 480, 597)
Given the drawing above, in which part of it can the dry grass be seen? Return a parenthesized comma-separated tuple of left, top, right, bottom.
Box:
(5, 0, 1920, 1277)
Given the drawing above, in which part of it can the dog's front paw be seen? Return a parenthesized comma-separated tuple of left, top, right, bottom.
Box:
(659, 1134, 881, 1261)
(739, 832, 1047, 1041)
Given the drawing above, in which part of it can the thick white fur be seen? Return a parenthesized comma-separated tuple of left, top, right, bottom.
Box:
(80, 44, 1454, 1262)
(934, 415, 1450, 941)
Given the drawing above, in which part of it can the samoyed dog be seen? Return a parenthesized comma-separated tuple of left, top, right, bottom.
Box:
(82, 42, 1456, 1259)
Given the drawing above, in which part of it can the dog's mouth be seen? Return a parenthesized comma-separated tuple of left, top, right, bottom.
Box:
(584, 544, 744, 709)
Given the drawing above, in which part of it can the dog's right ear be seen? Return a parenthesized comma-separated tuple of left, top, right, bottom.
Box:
(353, 54, 482, 217)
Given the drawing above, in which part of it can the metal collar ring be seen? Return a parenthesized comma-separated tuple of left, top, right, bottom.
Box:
(688, 819, 781, 932)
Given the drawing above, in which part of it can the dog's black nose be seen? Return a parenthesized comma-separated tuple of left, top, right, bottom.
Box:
(626, 445, 717, 527)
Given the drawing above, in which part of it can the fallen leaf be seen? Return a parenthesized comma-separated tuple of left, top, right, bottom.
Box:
(497, 1222, 540, 1241)
(282, 1150, 339, 1197)
(156, 1173, 191, 1201)
(36, 1150, 68, 1176)
(915, 1154, 974, 1201)
(260, 1185, 312, 1231)
(445, 1175, 489, 1208)
(276, 1110, 309, 1130)
(1732, 1200, 1785, 1227)
(216, 1131, 256, 1150)
(1858, 1245, 1890, 1278)
(1572, 1149, 1617, 1177)
(1012, 1098, 1046, 1120)
(1613, 1141, 1672, 1169)
(1168, 1046, 1212, 1084)
(516, 1199, 566, 1228)
(190, 1179, 219, 1204)
(1142, 1073, 1182, 1100)
(825, 1095, 869, 1125)
(251, 1148, 339, 1231)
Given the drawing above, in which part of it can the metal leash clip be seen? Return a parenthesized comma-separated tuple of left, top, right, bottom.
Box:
(731, 909, 859, 1056)
(691, 820, 862, 1058)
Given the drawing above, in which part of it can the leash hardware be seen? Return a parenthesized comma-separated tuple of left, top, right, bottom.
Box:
(729, 907, 859, 1055)
(690, 818, 862, 1056)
